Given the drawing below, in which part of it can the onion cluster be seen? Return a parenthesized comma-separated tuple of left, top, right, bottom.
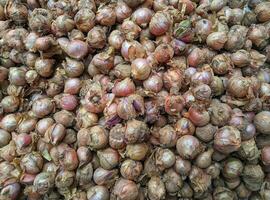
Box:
(0, 0, 269, 200)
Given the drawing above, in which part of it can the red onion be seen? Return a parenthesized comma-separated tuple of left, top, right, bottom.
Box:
(156, 44, 174, 65)
(176, 135, 203, 160)
(132, 8, 153, 27)
(108, 30, 125, 50)
(96, 5, 116, 26)
(206, 31, 228, 50)
(91, 48, 115, 74)
(143, 73, 163, 93)
(86, 26, 107, 49)
(115, 1, 132, 23)
(58, 38, 88, 60)
(214, 126, 241, 154)
(64, 78, 81, 95)
(149, 11, 171, 36)
(165, 95, 185, 116)
(131, 58, 151, 80)
(74, 8, 95, 33)
(112, 78, 136, 97)
(60, 94, 78, 111)
(121, 40, 146, 61)
(121, 20, 141, 40)
(187, 106, 210, 127)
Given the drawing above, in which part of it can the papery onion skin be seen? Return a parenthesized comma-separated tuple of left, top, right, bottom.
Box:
(214, 126, 241, 154)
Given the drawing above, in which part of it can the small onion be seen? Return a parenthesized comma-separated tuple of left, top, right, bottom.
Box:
(115, 1, 132, 23)
(176, 135, 203, 160)
(87, 186, 110, 200)
(187, 106, 210, 127)
(131, 58, 151, 80)
(112, 178, 139, 200)
(154, 43, 174, 64)
(149, 11, 171, 36)
(96, 5, 116, 26)
(214, 126, 241, 154)
(132, 7, 153, 27)
(97, 148, 120, 170)
(112, 78, 135, 97)
(120, 159, 143, 181)
(254, 111, 270, 134)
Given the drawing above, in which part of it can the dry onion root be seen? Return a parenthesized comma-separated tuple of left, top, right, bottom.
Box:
(0, 0, 269, 200)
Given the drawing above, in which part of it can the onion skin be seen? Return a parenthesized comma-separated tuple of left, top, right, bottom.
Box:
(149, 11, 171, 36)
(254, 111, 270, 134)
(214, 126, 241, 154)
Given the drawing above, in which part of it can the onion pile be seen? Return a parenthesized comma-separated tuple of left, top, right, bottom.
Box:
(0, 0, 270, 199)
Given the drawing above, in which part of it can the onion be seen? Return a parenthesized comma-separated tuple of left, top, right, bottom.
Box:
(143, 73, 163, 93)
(108, 30, 125, 50)
(187, 106, 210, 127)
(214, 126, 241, 154)
(58, 38, 88, 60)
(60, 94, 78, 111)
(115, 1, 132, 23)
(86, 26, 107, 49)
(154, 43, 174, 63)
(149, 11, 171, 36)
(206, 31, 228, 50)
(121, 40, 146, 61)
(112, 178, 139, 200)
(165, 95, 185, 116)
(96, 5, 116, 26)
(131, 58, 151, 80)
(254, 111, 270, 134)
(121, 20, 141, 40)
(74, 8, 95, 33)
(112, 78, 134, 97)
(32, 98, 54, 118)
(227, 76, 250, 98)
(132, 8, 153, 27)
(176, 135, 203, 160)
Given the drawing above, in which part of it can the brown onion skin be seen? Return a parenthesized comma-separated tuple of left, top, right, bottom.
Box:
(132, 7, 153, 27)
(176, 135, 203, 160)
(87, 185, 109, 200)
(31, 98, 54, 118)
(131, 58, 151, 80)
(120, 159, 143, 181)
(116, 1, 132, 23)
(149, 11, 171, 36)
(254, 111, 270, 134)
(74, 8, 95, 33)
(112, 178, 139, 200)
(154, 43, 174, 64)
(96, 5, 116, 26)
(261, 146, 270, 166)
(187, 106, 210, 127)
(214, 126, 241, 154)
(175, 118, 195, 137)
(112, 78, 136, 97)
